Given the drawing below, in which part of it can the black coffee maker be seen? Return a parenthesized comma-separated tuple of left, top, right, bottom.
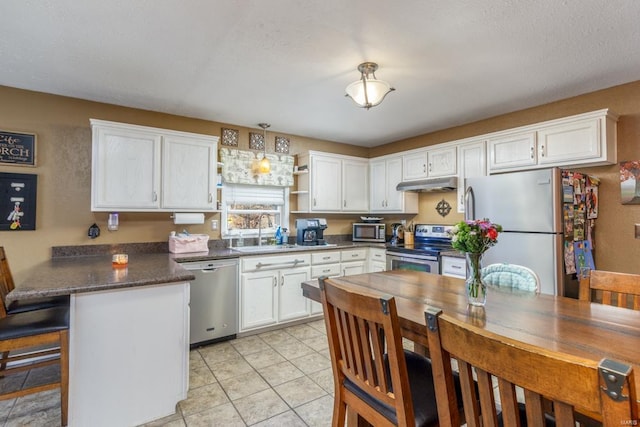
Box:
(295, 218, 328, 246)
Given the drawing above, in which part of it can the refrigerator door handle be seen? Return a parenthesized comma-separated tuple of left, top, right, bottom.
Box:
(464, 186, 475, 221)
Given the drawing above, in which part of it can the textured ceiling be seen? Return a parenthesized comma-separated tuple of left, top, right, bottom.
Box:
(1, 1, 639, 147)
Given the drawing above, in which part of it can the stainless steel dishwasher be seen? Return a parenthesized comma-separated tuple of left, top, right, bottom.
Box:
(180, 258, 239, 347)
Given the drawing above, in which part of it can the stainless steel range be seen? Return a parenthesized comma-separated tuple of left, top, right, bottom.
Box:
(386, 224, 454, 274)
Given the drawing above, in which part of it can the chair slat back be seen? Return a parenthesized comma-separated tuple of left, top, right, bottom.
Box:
(579, 270, 640, 310)
(425, 307, 638, 427)
(0, 248, 13, 317)
(319, 277, 414, 426)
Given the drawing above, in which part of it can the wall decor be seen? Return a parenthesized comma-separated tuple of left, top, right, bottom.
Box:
(249, 132, 265, 150)
(221, 128, 239, 146)
(0, 172, 37, 230)
(435, 199, 451, 217)
(275, 136, 290, 154)
(0, 130, 36, 166)
(620, 160, 640, 204)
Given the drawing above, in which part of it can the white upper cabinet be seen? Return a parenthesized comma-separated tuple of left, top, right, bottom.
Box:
(428, 146, 457, 177)
(402, 150, 428, 181)
(370, 155, 418, 213)
(487, 109, 617, 174)
(296, 151, 369, 213)
(91, 119, 218, 212)
(402, 146, 457, 181)
(457, 140, 486, 213)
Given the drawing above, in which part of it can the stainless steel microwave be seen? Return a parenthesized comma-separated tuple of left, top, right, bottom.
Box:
(352, 223, 386, 242)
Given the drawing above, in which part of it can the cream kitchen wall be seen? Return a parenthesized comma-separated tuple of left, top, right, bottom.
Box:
(1, 79, 640, 282)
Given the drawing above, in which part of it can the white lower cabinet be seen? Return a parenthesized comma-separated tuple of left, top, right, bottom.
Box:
(309, 250, 341, 315)
(240, 253, 311, 332)
(341, 248, 368, 276)
(441, 255, 466, 279)
(368, 247, 387, 272)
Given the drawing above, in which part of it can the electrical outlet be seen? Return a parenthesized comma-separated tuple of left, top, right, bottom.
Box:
(400, 220, 407, 226)
(211, 219, 218, 230)
(635, 224, 640, 239)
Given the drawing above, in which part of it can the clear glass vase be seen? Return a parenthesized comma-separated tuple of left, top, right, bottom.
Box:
(465, 252, 487, 307)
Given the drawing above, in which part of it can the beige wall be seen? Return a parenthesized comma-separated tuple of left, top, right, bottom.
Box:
(1, 81, 639, 282)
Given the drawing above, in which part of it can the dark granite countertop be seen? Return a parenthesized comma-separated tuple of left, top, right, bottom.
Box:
(440, 250, 466, 259)
(9, 241, 385, 302)
(8, 253, 196, 302)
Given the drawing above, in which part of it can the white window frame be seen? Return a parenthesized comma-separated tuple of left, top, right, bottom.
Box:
(221, 184, 290, 239)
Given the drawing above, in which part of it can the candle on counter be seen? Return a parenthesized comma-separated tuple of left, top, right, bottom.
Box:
(112, 253, 128, 267)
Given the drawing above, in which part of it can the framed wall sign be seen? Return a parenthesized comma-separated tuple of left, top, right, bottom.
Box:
(0, 130, 36, 166)
(0, 173, 37, 230)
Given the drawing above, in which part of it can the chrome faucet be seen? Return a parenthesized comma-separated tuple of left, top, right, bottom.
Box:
(257, 213, 269, 246)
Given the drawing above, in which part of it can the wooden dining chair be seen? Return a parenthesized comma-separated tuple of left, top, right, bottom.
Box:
(579, 269, 640, 310)
(319, 276, 448, 427)
(0, 306, 70, 426)
(0, 247, 69, 315)
(425, 307, 638, 427)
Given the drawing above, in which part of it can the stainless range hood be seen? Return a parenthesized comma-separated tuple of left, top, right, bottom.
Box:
(396, 176, 458, 192)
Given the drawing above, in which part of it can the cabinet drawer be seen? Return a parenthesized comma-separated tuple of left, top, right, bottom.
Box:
(311, 251, 341, 265)
(341, 248, 368, 262)
(441, 256, 466, 279)
(369, 248, 386, 262)
(241, 253, 311, 272)
(311, 263, 341, 278)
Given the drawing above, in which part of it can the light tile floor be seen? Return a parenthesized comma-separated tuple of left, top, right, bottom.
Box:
(0, 319, 336, 427)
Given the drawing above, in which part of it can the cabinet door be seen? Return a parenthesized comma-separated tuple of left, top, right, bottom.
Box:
(370, 262, 386, 273)
(488, 131, 537, 172)
(537, 118, 600, 165)
(278, 267, 311, 322)
(457, 140, 486, 213)
(162, 135, 215, 210)
(385, 157, 404, 211)
(240, 271, 277, 331)
(370, 160, 387, 211)
(342, 159, 369, 212)
(428, 146, 457, 177)
(92, 125, 161, 210)
(311, 155, 341, 211)
(402, 150, 428, 181)
(343, 261, 366, 276)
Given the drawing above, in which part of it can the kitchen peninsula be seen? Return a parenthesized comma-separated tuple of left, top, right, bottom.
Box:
(8, 253, 198, 427)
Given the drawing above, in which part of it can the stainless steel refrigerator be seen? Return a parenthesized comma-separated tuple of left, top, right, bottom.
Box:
(465, 168, 579, 296)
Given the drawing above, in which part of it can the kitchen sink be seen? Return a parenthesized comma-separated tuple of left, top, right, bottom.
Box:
(231, 244, 337, 253)
(232, 244, 298, 253)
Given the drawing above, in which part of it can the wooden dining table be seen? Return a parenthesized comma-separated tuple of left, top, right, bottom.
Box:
(301, 270, 640, 407)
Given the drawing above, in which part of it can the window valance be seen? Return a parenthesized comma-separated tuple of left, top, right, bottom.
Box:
(219, 148, 294, 187)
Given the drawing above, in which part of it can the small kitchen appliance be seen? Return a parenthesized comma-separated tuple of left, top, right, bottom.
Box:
(296, 218, 328, 246)
(352, 222, 386, 242)
(389, 223, 405, 246)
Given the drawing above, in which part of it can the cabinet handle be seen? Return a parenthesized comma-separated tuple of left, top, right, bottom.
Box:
(540, 144, 545, 158)
(428, 163, 432, 173)
(423, 164, 426, 173)
(352, 253, 358, 257)
(280, 275, 284, 286)
(273, 276, 277, 287)
(322, 256, 330, 260)
(313, 198, 316, 207)
(208, 193, 213, 203)
(152, 191, 158, 202)
(530, 145, 534, 159)
(323, 268, 330, 273)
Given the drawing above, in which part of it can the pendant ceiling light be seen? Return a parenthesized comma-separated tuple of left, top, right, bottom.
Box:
(257, 123, 271, 174)
(345, 62, 395, 109)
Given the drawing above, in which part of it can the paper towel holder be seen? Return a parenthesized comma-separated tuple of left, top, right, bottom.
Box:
(171, 213, 205, 225)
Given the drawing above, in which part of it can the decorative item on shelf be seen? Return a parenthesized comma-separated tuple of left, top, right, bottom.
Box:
(275, 136, 290, 154)
(449, 218, 502, 307)
(345, 62, 395, 110)
(435, 198, 451, 217)
(221, 128, 239, 147)
(249, 131, 264, 150)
